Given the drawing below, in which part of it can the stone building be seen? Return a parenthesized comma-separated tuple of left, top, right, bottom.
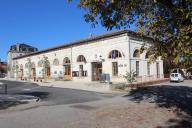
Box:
(7, 43, 38, 78)
(12, 30, 164, 83)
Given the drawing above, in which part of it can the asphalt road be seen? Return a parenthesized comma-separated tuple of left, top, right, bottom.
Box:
(0, 80, 192, 128)
(0, 80, 119, 107)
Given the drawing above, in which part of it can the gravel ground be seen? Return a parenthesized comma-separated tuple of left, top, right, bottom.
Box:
(0, 94, 190, 128)
(93, 101, 177, 128)
(0, 80, 191, 128)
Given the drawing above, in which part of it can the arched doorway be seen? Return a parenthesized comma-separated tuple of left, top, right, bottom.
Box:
(133, 49, 140, 77)
(63, 57, 71, 80)
(31, 63, 36, 79)
(77, 55, 87, 77)
(108, 50, 123, 77)
(40, 56, 51, 79)
(92, 62, 102, 81)
(45, 61, 51, 79)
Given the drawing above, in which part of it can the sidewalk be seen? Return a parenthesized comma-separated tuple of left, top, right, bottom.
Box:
(37, 81, 115, 93)
(1, 78, 116, 93)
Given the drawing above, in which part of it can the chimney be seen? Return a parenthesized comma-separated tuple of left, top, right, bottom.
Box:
(16, 43, 20, 51)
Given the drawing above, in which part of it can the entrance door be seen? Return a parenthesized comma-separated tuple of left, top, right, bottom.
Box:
(64, 65, 71, 80)
(92, 62, 102, 81)
(46, 67, 51, 79)
(32, 68, 36, 78)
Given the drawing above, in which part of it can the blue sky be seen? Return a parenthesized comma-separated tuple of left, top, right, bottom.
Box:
(0, 0, 133, 61)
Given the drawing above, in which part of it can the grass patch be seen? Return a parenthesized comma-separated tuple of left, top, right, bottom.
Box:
(111, 83, 128, 90)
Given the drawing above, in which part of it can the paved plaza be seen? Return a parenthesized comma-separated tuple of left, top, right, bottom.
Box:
(0, 79, 191, 128)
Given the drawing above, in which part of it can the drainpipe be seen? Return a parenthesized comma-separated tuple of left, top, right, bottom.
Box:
(71, 46, 73, 80)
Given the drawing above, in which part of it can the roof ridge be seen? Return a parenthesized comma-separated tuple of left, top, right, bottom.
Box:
(13, 29, 153, 60)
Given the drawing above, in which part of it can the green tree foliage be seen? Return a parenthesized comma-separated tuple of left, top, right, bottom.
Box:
(69, 0, 192, 67)
(123, 70, 137, 83)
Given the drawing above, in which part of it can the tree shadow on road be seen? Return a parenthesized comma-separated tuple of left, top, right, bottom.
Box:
(124, 85, 192, 128)
(0, 80, 39, 94)
(0, 101, 27, 110)
(15, 92, 49, 99)
(0, 92, 49, 110)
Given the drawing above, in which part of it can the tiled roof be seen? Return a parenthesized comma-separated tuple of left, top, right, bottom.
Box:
(13, 30, 153, 60)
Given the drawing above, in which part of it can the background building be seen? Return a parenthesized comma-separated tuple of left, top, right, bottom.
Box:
(7, 43, 38, 78)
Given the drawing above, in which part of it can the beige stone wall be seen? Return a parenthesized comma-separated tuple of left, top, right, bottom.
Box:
(14, 33, 164, 83)
(129, 39, 164, 82)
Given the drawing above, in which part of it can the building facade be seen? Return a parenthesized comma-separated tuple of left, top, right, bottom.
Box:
(12, 30, 164, 83)
(7, 43, 38, 78)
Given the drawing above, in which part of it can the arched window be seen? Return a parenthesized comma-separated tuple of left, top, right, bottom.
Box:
(63, 57, 70, 65)
(133, 49, 140, 58)
(53, 58, 59, 66)
(38, 61, 43, 67)
(77, 55, 86, 62)
(108, 50, 122, 59)
(45, 61, 50, 68)
(31, 62, 35, 68)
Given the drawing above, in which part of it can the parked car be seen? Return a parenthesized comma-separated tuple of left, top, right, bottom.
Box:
(170, 73, 184, 82)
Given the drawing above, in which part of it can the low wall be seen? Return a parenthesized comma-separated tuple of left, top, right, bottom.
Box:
(128, 78, 170, 88)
